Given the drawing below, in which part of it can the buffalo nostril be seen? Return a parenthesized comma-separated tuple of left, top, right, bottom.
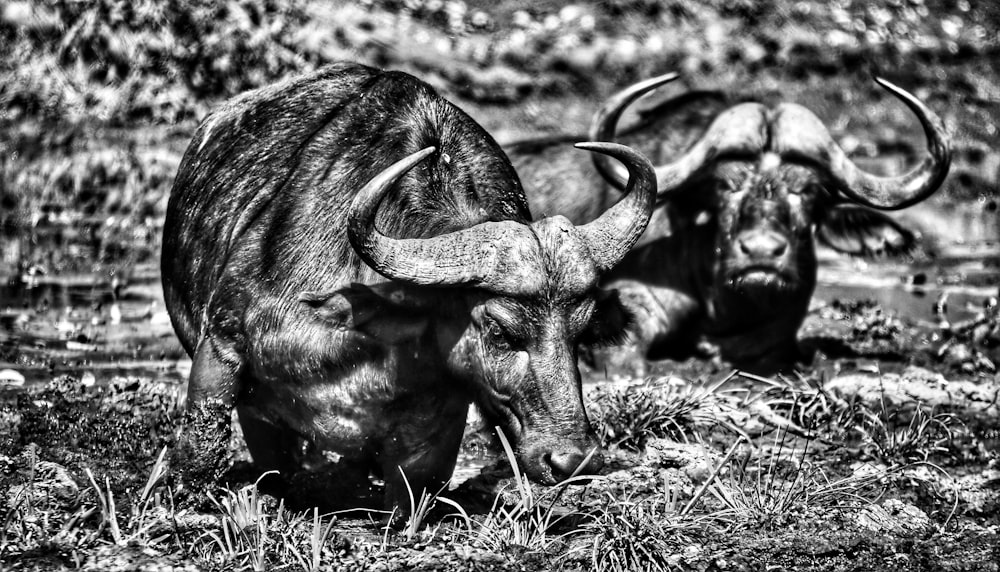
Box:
(546, 448, 604, 480)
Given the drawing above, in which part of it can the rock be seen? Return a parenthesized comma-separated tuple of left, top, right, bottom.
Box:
(824, 366, 1000, 417)
(856, 499, 931, 535)
(643, 439, 719, 484)
(82, 543, 202, 572)
(934, 469, 1000, 516)
(142, 506, 220, 536)
(7, 459, 80, 510)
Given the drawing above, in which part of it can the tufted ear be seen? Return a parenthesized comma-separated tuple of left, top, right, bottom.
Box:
(817, 204, 916, 257)
(299, 283, 433, 344)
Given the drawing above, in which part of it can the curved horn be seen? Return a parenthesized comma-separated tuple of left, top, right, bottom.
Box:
(574, 142, 656, 272)
(348, 147, 512, 287)
(773, 77, 951, 210)
(589, 72, 680, 190)
(652, 103, 769, 193)
(590, 74, 769, 197)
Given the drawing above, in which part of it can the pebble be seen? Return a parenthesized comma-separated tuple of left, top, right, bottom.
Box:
(81, 371, 97, 387)
(0, 369, 26, 387)
(150, 310, 173, 325)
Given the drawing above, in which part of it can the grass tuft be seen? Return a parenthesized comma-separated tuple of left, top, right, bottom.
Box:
(392, 468, 450, 541)
(83, 446, 172, 546)
(853, 377, 960, 464)
(284, 508, 341, 572)
(703, 430, 897, 528)
(589, 375, 733, 451)
(585, 475, 720, 572)
(203, 471, 278, 571)
(445, 428, 594, 561)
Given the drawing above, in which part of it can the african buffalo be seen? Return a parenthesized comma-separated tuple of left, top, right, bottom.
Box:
(161, 63, 656, 514)
(510, 74, 950, 373)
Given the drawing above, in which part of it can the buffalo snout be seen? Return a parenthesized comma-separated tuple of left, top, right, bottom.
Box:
(737, 230, 789, 261)
(522, 435, 604, 483)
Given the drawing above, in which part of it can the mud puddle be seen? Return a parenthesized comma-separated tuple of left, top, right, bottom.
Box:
(815, 241, 998, 325)
(0, 263, 186, 385)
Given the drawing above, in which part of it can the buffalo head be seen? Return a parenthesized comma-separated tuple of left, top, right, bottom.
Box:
(588, 74, 950, 367)
(347, 142, 655, 484)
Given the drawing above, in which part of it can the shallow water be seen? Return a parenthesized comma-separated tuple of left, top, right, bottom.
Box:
(1, 240, 997, 387)
(815, 241, 998, 325)
(1, 195, 997, 507)
(0, 261, 187, 385)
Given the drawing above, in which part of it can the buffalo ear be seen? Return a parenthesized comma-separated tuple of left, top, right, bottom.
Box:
(299, 283, 431, 344)
(580, 289, 635, 348)
(817, 204, 916, 257)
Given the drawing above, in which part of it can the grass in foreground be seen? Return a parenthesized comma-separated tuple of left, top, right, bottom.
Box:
(2, 368, 990, 570)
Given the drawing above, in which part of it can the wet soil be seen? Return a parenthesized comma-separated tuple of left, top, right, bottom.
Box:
(2, 256, 998, 570)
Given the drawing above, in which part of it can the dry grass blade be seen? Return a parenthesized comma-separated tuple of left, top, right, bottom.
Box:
(682, 436, 745, 516)
(84, 468, 122, 545)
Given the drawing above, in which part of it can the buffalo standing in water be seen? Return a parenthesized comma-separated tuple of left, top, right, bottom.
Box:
(161, 63, 656, 514)
(511, 74, 950, 373)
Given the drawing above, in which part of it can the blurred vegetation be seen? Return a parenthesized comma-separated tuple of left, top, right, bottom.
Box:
(2, 0, 997, 123)
(0, 0, 320, 123)
(0, 0, 997, 275)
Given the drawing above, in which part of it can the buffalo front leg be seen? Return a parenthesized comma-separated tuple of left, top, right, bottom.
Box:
(238, 409, 383, 510)
(173, 335, 242, 488)
(378, 395, 470, 525)
(236, 407, 303, 478)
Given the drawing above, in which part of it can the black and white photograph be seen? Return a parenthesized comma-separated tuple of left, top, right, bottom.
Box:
(1, 0, 997, 569)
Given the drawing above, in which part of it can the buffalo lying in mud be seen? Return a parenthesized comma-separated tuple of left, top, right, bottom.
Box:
(510, 74, 951, 373)
(161, 63, 657, 514)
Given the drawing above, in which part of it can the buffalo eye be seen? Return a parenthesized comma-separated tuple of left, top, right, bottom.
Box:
(483, 314, 517, 352)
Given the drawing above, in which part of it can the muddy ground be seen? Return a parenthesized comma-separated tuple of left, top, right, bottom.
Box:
(1, 0, 999, 570)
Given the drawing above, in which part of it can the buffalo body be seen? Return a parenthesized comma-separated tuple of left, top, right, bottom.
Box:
(162, 63, 657, 511)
